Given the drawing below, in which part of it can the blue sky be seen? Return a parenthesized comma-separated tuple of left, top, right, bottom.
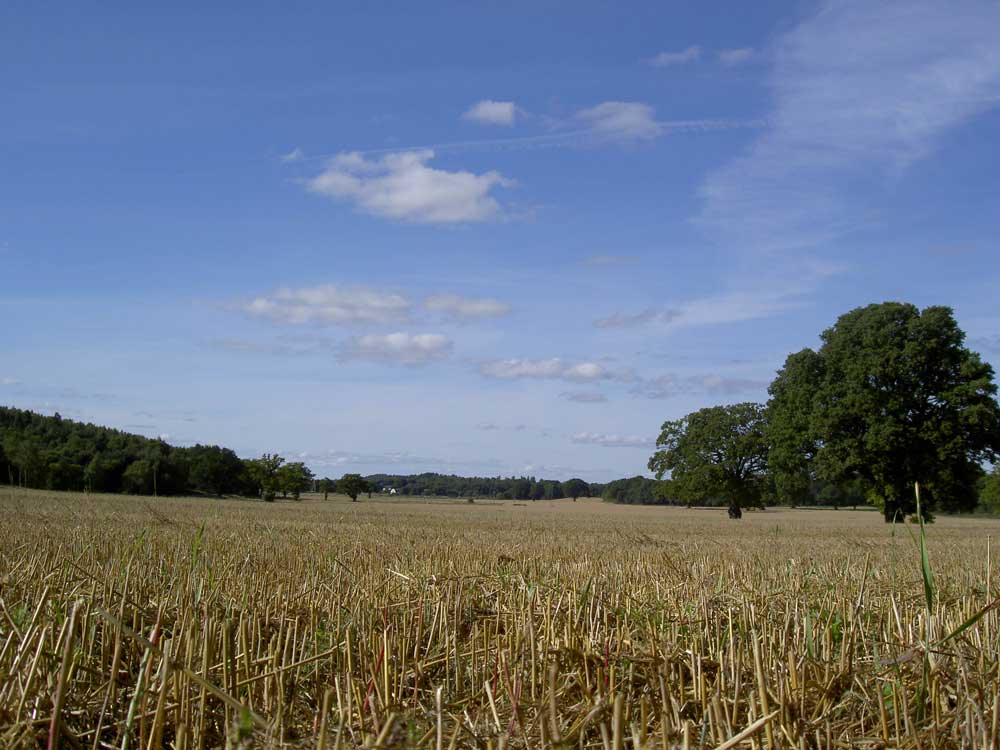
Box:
(3, 0, 999, 482)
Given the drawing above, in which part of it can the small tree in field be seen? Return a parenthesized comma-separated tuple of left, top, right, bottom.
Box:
(318, 477, 334, 500)
(561, 478, 590, 502)
(247, 453, 284, 502)
(648, 403, 769, 519)
(278, 462, 313, 500)
(337, 473, 370, 502)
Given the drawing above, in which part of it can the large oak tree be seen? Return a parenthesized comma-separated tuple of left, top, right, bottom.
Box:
(648, 402, 769, 519)
(768, 303, 1000, 521)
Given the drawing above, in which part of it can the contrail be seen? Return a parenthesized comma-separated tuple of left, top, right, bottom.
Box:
(290, 119, 766, 162)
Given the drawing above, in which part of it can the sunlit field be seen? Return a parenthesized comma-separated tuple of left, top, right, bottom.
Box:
(1, 489, 998, 749)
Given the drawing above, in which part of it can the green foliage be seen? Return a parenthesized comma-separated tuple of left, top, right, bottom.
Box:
(186, 445, 249, 497)
(980, 465, 1000, 513)
(601, 476, 672, 505)
(246, 453, 284, 502)
(121, 459, 155, 495)
(318, 477, 335, 500)
(561, 478, 590, 501)
(0, 408, 186, 495)
(277, 462, 314, 500)
(648, 402, 769, 519)
(365, 472, 575, 501)
(767, 303, 1000, 521)
(337, 473, 371, 502)
(766, 348, 824, 506)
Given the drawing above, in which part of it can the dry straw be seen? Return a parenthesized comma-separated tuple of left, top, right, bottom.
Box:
(0, 487, 998, 748)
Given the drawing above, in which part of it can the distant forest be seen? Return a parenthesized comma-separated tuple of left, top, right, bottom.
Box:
(0, 406, 632, 502)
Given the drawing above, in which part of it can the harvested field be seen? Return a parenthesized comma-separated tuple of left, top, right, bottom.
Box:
(1, 489, 998, 748)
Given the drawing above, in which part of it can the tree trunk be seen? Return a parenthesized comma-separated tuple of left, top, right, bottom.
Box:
(728, 502, 742, 519)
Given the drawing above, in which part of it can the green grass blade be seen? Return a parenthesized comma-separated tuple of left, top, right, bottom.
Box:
(939, 598, 1000, 644)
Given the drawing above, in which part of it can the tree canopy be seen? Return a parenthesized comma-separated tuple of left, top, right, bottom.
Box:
(648, 402, 769, 519)
(979, 465, 1000, 514)
(768, 303, 1000, 521)
(337, 473, 371, 502)
(277, 462, 314, 500)
(561, 478, 590, 501)
(246, 453, 284, 502)
(600, 476, 670, 505)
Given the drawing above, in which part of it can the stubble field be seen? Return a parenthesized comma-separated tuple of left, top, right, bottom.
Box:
(0, 489, 997, 749)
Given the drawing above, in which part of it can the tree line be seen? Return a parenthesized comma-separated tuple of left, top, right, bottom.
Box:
(366, 473, 595, 501)
(0, 409, 320, 500)
(0, 409, 601, 502)
(649, 302, 1000, 520)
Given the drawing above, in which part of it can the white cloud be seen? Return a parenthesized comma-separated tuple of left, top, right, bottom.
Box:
(240, 284, 410, 325)
(632, 373, 769, 400)
(575, 102, 662, 140)
(650, 46, 701, 67)
(676, 263, 842, 327)
(571, 432, 653, 449)
(697, 0, 1000, 256)
(340, 332, 452, 365)
(424, 294, 511, 319)
(560, 391, 609, 403)
(307, 150, 513, 223)
(1, 377, 20, 386)
(478, 358, 629, 383)
(463, 100, 517, 126)
(594, 308, 680, 328)
(718, 47, 754, 65)
(604, 260, 842, 331)
(281, 147, 304, 162)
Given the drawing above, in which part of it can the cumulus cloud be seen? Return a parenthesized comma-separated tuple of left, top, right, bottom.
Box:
(307, 150, 513, 223)
(575, 102, 662, 140)
(240, 284, 410, 325)
(340, 332, 452, 365)
(281, 147, 304, 162)
(424, 294, 511, 319)
(478, 358, 630, 383)
(560, 391, 609, 403)
(463, 100, 517, 126)
(650, 46, 701, 67)
(718, 47, 754, 65)
(571, 432, 653, 449)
